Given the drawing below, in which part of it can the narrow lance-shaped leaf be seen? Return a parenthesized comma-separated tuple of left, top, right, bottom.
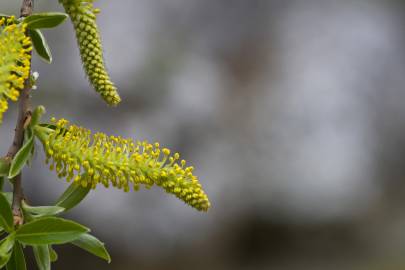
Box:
(24, 127, 33, 142)
(0, 250, 12, 268)
(24, 127, 36, 167)
(0, 158, 10, 177)
(9, 134, 34, 179)
(72, 233, 111, 263)
(22, 202, 64, 218)
(2, 192, 12, 206)
(55, 183, 91, 211)
(0, 177, 4, 191)
(33, 245, 50, 270)
(0, 234, 15, 268)
(6, 242, 26, 270)
(16, 217, 89, 245)
(30, 106, 46, 128)
(0, 192, 14, 233)
(24, 12, 68, 29)
(0, 234, 15, 255)
(29, 29, 52, 63)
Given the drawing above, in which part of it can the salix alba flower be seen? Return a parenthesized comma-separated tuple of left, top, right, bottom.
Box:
(35, 118, 211, 212)
(0, 17, 32, 123)
(60, 0, 121, 106)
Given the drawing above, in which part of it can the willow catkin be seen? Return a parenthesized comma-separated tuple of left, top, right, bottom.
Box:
(60, 0, 121, 106)
(0, 17, 32, 123)
(35, 118, 211, 212)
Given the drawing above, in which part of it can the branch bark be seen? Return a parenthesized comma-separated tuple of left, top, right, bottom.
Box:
(6, 0, 34, 226)
(20, 0, 34, 18)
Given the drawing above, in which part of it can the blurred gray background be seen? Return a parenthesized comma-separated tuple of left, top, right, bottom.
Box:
(2, 0, 405, 269)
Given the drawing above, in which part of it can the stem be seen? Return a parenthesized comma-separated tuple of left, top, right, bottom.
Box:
(6, 0, 34, 226)
(20, 0, 34, 17)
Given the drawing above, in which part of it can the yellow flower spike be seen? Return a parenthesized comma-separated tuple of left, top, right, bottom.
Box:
(35, 118, 211, 211)
(60, 0, 121, 106)
(0, 19, 32, 124)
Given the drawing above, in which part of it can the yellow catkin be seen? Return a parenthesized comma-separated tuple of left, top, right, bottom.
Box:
(60, 0, 121, 106)
(0, 17, 32, 123)
(36, 118, 211, 212)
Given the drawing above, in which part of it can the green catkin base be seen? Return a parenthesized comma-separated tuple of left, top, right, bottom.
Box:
(60, 0, 121, 106)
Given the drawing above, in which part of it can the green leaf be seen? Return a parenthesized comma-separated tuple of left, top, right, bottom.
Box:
(0, 193, 14, 233)
(0, 177, 4, 192)
(48, 245, 57, 262)
(30, 106, 46, 128)
(16, 217, 89, 245)
(24, 128, 35, 168)
(0, 234, 15, 255)
(0, 158, 10, 177)
(33, 245, 50, 270)
(55, 183, 91, 211)
(0, 192, 12, 234)
(0, 252, 12, 269)
(24, 12, 68, 29)
(72, 233, 111, 263)
(22, 202, 64, 218)
(6, 242, 26, 270)
(38, 123, 57, 130)
(29, 29, 52, 63)
(0, 234, 15, 268)
(23, 127, 33, 143)
(1, 193, 12, 206)
(8, 134, 34, 179)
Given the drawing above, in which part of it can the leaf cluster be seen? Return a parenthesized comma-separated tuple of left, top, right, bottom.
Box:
(0, 188, 110, 270)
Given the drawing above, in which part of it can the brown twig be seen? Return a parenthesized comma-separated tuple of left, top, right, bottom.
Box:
(20, 0, 34, 18)
(6, 0, 34, 226)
